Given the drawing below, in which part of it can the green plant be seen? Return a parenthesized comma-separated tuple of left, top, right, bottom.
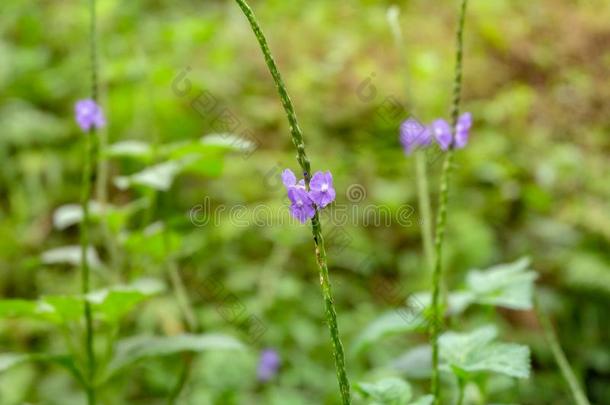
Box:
(429, 1, 469, 402)
(354, 257, 535, 403)
(0, 279, 244, 400)
(232, 0, 351, 403)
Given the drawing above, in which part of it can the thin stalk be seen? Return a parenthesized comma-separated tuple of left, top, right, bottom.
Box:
(80, 105, 97, 405)
(166, 353, 194, 405)
(456, 377, 465, 405)
(387, 6, 434, 269)
(415, 145, 434, 269)
(536, 304, 591, 405)
(430, 0, 469, 403)
(80, 0, 98, 403)
(160, 217, 198, 404)
(429, 151, 453, 403)
(232, 1, 350, 403)
(168, 261, 197, 330)
(95, 121, 122, 281)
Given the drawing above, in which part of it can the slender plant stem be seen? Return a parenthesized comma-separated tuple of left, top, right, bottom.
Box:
(310, 213, 351, 403)
(167, 353, 194, 405)
(535, 303, 591, 405)
(456, 377, 465, 405)
(429, 151, 453, 404)
(80, 103, 97, 405)
(430, 1, 468, 403)
(163, 229, 198, 332)
(79, 1, 99, 403)
(232, 1, 350, 403)
(415, 149, 434, 269)
(387, 6, 435, 269)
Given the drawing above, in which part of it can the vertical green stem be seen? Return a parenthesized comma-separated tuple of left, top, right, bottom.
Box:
(429, 150, 453, 404)
(387, 6, 434, 270)
(163, 229, 197, 332)
(311, 213, 351, 403)
(166, 354, 194, 405)
(232, 1, 350, 403)
(80, 111, 97, 405)
(80, 1, 98, 403)
(430, 1, 468, 403)
(456, 377, 465, 405)
(536, 303, 591, 405)
(415, 151, 434, 269)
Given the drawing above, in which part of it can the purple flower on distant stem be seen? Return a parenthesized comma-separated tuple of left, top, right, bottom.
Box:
(281, 169, 306, 190)
(454, 112, 472, 149)
(309, 171, 336, 208)
(257, 349, 280, 382)
(431, 119, 452, 150)
(399, 118, 431, 154)
(75, 99, 105, 131)
(288, 187, 316, 223)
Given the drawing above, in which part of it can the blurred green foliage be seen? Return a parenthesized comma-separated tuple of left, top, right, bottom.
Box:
(1, 0, 609, 403)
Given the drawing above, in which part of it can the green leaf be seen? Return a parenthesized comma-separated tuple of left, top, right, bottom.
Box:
(0, 299, 57, 322)
(199, 133, 256, 153)
(105, 198, 149, 234)
(563, 252, 610, 295)
(0, 353, 32, 372)
(0, 279, 164, 325)
(104, 333, 244, 379)
(439, 326, 531, 379)
(180, 155, 224, 177)
(86, 278, 165, 322)
(41, 278, 165, 323)
(105, 140, 153, 161)
(466, 257, 537, 310)
(406, 291, 475, 317)
(122, 222, 183, 260)
(391, 345, 432, 379)
(409, 395, 434, 405)
(114, 159, 184, 191)
(41, 245, 102, 268)
(114, 149, 226, 191)
(41, 295, 83, 323)
(52, 202, 103, 230)
(355, 377, 412, 405)
(0, 353, 83, 384)
(352, 311, 425, 354)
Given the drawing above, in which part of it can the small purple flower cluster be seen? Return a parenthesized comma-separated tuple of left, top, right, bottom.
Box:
(399, 112, 472, 155)
(282, 169, 336, 223)
(75, 99, 106, 132)
(257, 348, 280, 382)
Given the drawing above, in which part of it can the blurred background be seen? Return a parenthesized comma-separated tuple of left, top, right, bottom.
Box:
(1, 0, 609, 403)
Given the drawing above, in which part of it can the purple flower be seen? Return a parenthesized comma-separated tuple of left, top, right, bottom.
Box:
(281, 169, 297, 188)
(282, 168, 335, 222)
(257, 349, 280, 382)
(309, 171, 336, 208)
(431, 119, 452, 150)
(399, 118, 432, 154)
(288, 186, 316, 223)
(454, 112, 472, 149)
(281, 169, 305, 190)
(75, 99, 105, 131)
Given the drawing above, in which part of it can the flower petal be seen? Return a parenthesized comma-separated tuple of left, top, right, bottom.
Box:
(281, 169, 297, 188)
